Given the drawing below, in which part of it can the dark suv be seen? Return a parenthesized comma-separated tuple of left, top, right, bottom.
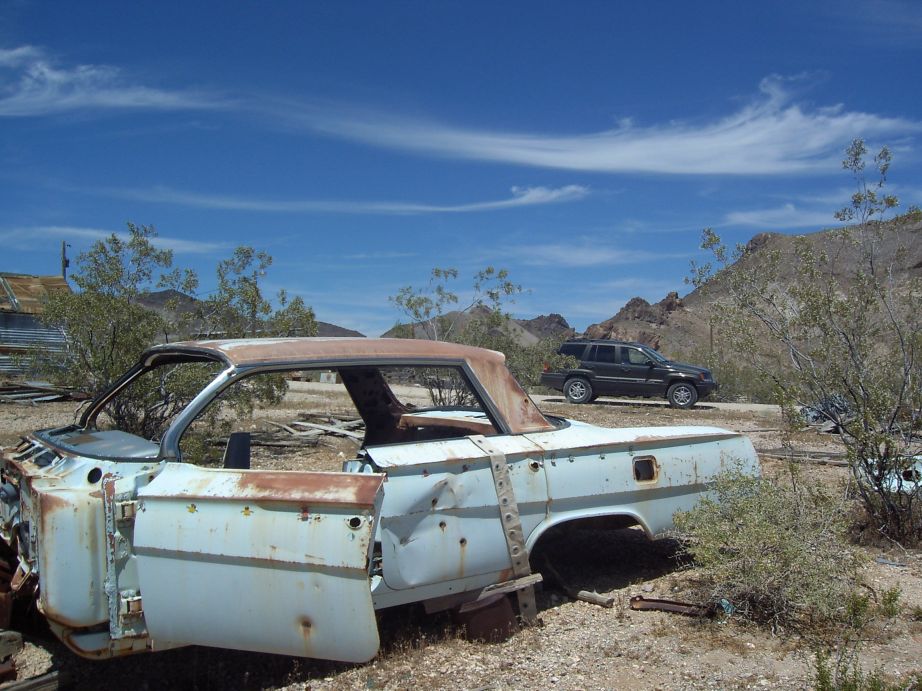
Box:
(541, 339, 717, 408)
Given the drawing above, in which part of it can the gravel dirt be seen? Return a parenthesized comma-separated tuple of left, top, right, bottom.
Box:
(1, 390, 921, 690)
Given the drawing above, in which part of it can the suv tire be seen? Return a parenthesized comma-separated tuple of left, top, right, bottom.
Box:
(564, 378, 593, 404)
(667, 382, 698, 409)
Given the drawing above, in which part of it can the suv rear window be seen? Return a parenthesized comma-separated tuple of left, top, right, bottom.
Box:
(559, 342, 587, 358)
(587, 344, 618, 364)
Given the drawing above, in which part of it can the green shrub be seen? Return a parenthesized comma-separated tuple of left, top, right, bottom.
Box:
(673, 467, 866, 632)
(813, 649, 920, 691)
(880, 587, 901, 619)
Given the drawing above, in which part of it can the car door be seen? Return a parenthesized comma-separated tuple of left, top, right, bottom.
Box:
(619, 345, 664, 396)
(122, 463, 384, 662)
(582, 344, 621, 394)
(365, 433, 548, 592)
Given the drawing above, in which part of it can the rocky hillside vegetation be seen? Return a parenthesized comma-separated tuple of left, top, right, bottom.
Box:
(585, 214, 922, 358)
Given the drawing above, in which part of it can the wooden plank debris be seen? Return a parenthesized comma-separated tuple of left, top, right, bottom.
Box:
(289, 420, 364, 439)
(756, 447, 849, 467)
(240, 414, 366, 448)
(0, 381, 80, 406)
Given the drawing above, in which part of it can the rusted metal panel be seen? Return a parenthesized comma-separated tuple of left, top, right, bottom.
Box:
(467, 358, 555, 433)
(133, 464, 383, 662)
(158, 337, 505, 367)
(140, 463, 383, 507)
(35, 487, 108, 629)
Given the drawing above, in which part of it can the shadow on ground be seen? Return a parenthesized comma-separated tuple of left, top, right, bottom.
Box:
(530, 523, 686, 598)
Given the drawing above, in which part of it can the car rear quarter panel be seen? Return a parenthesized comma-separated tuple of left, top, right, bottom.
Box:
(522, 422, 758, 542)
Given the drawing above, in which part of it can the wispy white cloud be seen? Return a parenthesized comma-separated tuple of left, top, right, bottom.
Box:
(0, 225, 227, 254)
(0, 45, 226, 116)
(723, 203, 843, 229)
(7, 50, 917, 180)
(497, 240, 688, 267)
(82, 183, 589, 214)
(343, 251, 417, 260)
(272, 75, 922, 175)
(0, 46, 41, 67)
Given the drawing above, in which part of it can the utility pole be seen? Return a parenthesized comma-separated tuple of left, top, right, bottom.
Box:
(61, 242, 71, 281)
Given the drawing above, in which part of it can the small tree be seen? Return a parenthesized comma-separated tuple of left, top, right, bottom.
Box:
(389, 267, 575, 403)
(389, 267, 522, 405)
(691, 139, 922, 543)
(39, 223, 317, 439)
(40, 224, 193, 395)
(389, 266, 521, 341)
(197, 247, 270, 338)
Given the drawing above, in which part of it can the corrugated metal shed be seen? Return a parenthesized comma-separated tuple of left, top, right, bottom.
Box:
(0, 274, 70, 375)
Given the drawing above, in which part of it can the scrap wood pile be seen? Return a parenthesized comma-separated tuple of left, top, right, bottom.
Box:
(0, 381, 84, 405)
(251, 412, 365, 448)
(756, 447, 849, 467)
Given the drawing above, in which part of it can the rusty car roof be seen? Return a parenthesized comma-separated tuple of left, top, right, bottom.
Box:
(145, 337, 556, 434)
(147, 337, 506, 367)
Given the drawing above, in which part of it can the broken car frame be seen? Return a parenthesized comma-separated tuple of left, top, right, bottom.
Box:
(0, 338, 758, 662)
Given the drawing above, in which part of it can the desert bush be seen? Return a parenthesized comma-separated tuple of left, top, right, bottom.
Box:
(459, 315, 576, 389)
(673, 467, 865, 633)
(691, 140, 922, 543)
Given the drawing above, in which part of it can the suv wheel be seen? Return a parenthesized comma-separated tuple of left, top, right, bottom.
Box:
(667, 382, 698, 409)
(564, 378, 593, 404)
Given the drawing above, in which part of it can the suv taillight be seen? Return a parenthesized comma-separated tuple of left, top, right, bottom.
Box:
(542, 362, 550, 372)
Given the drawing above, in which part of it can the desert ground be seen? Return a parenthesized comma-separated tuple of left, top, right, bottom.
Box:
(1, 386, 920, 690)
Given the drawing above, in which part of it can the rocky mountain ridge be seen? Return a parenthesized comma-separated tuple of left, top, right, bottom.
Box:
(579, 215, 922, 357)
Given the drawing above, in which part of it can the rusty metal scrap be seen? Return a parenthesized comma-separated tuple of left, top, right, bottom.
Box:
(539, 558, 614, 608)
(629, 595, 718, 617)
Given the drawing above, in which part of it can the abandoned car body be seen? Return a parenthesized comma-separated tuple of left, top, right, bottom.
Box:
(0, 338, 758, 663)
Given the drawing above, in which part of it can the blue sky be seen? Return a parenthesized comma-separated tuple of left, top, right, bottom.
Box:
(2, 1, 921, 336)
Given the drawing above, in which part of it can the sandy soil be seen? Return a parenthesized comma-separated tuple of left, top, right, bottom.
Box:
(1, 390, 920, 690)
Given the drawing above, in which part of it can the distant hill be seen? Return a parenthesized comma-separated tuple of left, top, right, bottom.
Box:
(583, 215, 922, 358)
(584, 292, 684, 350)
(518, 313, 576, 340)
(135, 290, 365, 338)
(382, 306, 575, 345)
(316, 321, 364, 337)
